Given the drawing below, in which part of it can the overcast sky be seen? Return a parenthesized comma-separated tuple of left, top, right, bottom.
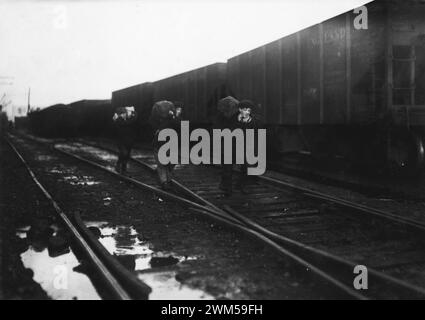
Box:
(0, 0, 370, 113)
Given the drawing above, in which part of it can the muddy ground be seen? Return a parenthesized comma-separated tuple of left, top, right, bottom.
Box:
(0, 136, 344, 300)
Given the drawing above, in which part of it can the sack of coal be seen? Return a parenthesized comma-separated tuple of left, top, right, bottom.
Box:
(149, 100, 176, 128)
(112, 106, 137, 124)
(217, 96, 239, 119)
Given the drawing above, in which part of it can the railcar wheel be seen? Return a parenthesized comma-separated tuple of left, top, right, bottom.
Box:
(387, 130, 424, 175)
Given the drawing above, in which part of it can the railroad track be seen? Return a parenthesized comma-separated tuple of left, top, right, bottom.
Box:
(4, 135, 152, 300)
(10, 132, 425, 299)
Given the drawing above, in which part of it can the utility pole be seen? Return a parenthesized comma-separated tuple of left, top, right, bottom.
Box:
(27, 87, 31, 113)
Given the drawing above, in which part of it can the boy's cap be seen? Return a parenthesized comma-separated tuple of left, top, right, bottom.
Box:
(238, 100, 255, 110)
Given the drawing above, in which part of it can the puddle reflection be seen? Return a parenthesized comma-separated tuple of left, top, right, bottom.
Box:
(62, 175, 100, 186)
(18, 227, 100, 300)
(48, 165, 100, 186)
(138, 271, 213, 300)
(85, 221, 212, 300)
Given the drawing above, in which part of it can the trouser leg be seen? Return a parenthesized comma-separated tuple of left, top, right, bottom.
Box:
(116, 143, 125, 173)
(154, 149, 170, 187)
(121, 145, 132, 173)
(165, 165, 174, 184)
(157, 164, 168, 185)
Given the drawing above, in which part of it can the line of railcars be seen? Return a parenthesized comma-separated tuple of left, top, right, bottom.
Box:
(29, 100, 113, 138)
(29, 0, 425, 171)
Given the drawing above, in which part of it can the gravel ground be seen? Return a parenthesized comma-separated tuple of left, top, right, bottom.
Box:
(0, 135, 347, 300)
(265, 169, 425, 227)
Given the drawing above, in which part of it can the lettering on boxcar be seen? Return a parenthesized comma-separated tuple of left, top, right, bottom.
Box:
(324, 28, 346, 44)
(312, 28, 346, 46)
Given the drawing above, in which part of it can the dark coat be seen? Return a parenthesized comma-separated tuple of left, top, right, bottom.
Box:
(152, 116, 181, 150)
(213, 112, 239, 131)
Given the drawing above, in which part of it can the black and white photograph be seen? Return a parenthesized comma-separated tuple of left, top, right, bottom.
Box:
(1, 0, 425, 304)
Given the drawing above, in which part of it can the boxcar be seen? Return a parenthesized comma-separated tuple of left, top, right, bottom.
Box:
(29, 104, 70, 137)
(152, 63, 228, 125)
(29, 99, 112, 138)
(0, 108, 8, 135)
(68, 99, 112, 137)
(227, 0, 425, 171)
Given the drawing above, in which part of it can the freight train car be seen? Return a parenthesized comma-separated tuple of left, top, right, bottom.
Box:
(227, 0, 425, 172)
(29, 99, 112, 138)
(0, 105, 8, 135)
(29, 104, 70, 137)
(152, 63, 228, 125)
(68, 99, 113, 137)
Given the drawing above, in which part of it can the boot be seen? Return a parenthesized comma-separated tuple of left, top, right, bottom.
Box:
(121, 162, 127, 174)
(161, 182, 172, 191)
(115, 160, 122, 174)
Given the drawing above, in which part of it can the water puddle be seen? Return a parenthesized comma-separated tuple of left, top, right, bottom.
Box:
(91, 150, 117, 162)
(17, 226, 100, 300)
(85, 221, 211, 300)
(56, 143, 117, 171)
(103, 197, 112, 206)
(36, 155, 57, 161)
(48, 166, 100, 186)
(138, 271, 213, 300)
(73, 143, 117, 162)
(62, 175, 100, 186)
(48, 166, 76, 175)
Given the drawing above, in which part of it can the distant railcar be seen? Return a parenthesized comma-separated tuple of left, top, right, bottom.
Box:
(227, 0, 425, 171)
(29, 100, 112, 138)
(14, 116, 29, 131)
(29, 104, 70, 137)
(0, 109, 8, 135)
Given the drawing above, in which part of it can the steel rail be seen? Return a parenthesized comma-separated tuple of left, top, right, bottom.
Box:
(42, 138, 368, 299)
(222, 205, 425, 299)
(74, 138, 425, 298)
(77, 139, 425, 299)
(53, 145, 243, 226)
(15, 135, 425, 299)
(79, 137, 425, 234)
(258, 175, 425, 233)
(4, 136, 134, 300)
(73, 139, 224, 213)
(188, 208, 367, 300)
